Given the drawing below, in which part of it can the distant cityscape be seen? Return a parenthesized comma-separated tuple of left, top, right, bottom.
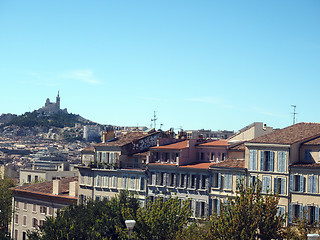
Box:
(2, 94, 320, 239)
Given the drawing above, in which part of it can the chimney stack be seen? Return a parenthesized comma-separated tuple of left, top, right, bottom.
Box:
(53, 179, 62, 195)
(102, 130, 115, 143)
(69, 181, 78, 197)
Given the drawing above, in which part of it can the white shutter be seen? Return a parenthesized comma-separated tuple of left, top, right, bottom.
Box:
(217, 199, 220, 216)
(299, 205, 303, 220)
(315, 206, 319, 224)
(262, 176, 267, 193)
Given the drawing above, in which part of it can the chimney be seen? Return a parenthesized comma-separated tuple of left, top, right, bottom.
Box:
(102, 130, 115, 143)
(69, 181, 78, 197)
(53, 179, 62, 195)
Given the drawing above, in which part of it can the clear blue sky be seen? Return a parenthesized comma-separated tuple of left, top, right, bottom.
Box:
(0, 1, 319, 132)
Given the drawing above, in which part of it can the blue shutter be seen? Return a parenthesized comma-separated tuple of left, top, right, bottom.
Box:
(262, 177, 267, 193)
(289, 174, 293, 192)
(249, 150, 253, 170)
(217, 199, 220, 216)
(288, 204, 293, 224)
(315, 206, 319, 224)
(277, 152, 282, 172)
(260, 150, 264, 171)
(270, 151, 274, 171)
(304, 206, 309, 221)
(300, 176, 304, 192)
(253, 150, 257, 170)
(281, 178, 286, 195)
(274, 178, 278, 194)
(314, 175, 318, 193)
(299, 205, 303, 220)
(308, 175, 312, 193)
(209, 198, 212, 216)
(218, 173, 221, 189)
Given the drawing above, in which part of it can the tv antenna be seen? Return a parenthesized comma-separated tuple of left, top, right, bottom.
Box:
(151, 111, 157, 129)
(291, 105, 297, 125)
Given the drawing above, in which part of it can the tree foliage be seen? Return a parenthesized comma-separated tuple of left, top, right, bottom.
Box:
(0, 177, 15, 238)
(178, 180, 285, 240)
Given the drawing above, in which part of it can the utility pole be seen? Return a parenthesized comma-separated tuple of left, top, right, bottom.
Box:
(151, 111, 157, 129)
(291, 105, 297, 125)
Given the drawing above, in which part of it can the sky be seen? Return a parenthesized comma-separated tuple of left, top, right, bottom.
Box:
(0, 1, 319, 132)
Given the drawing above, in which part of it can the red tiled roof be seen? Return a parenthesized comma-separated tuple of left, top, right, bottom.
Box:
(248, 122, 320, 145)
(291, 162, 320, 168)
(199, 140, 228, 147)
(210, 159, 245, 169)
(148, 163, 177, 167)
(12, 177, 78, 198)
(96, 132, 152, 147)
(81, 145, 95, 153)
(304, 137, 320, 146)
(181, 162, 214, 169)
(151, 140, 188, 150)
(229, 142, 246, 151)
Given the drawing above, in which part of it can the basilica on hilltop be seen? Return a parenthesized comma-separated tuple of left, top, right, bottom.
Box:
(37, 91, 68, 115)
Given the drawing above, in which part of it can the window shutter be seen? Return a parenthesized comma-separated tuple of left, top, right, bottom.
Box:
(217, 173, 221, 189)
(205, 202, 209, 217)
(313, 175, 318, 193)
(249, 150, 253, 170)
(260, 150, 264, 171)
(304, 206, 309, 221)
(308, 175, 313, 193)
(288, 204, 293, 223)
(209, 198, 212, 216)
(281, 178, 286, 195)
(299, 205, 303, 220)
(205, 176, 209, 190)
(195, 201, 200, 218)
(217, 199, 220, 216)
(274, 178, 278, 194)
(289, 174, 293, 192)
(300, 176, 304, 192)
(174, 174, 178, 187)
(315, 206, 319, 224)
(262, 177, 267, 193)
(270, 151, 274, 171)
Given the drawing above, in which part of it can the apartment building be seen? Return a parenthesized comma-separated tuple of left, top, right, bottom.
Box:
(10, 177, 78, 240)
(245, 122, 320, 224)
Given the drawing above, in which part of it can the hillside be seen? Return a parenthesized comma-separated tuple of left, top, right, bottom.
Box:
(0, 111, 93, 129)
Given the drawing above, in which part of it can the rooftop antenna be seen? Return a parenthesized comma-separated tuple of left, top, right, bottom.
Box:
(291, 105, 297, 125)
(151, 111, 157, 129)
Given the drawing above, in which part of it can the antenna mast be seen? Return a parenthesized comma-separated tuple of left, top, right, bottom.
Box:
(151, 111, 157, 129)
(291, 105, 297, 125)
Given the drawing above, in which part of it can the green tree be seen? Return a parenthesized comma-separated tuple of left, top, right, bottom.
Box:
(179, 180, 285, 240)
(0, 177, 15, 239)
(133, 197, 191, 240)
(27, 191, 140, 240)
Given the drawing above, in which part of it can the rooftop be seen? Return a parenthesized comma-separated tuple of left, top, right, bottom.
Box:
(151, 140, 188, 150)
(248, 122, 320, 145)
(210, 159, 245, 169)
(198, 140, 228, 147)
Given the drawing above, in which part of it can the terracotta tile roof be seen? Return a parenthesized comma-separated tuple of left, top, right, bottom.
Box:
(248, 122, 320, 145)
(148, 163, 177, 167)
(199, 140, 228, 147)
(81, 145, 95, 153)
(96, 132, 149, 147)
(291, 162, 320, 168)
(12, 177, 78, 197)
(181, 162, 214, 169)
(210, 159, 245, 169)
(304, 137, 320, 146)
(151, 140, 188, 150)
(229, 142, 246, 151)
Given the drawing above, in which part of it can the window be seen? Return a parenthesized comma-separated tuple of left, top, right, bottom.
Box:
(224, 174, 232, 190)
(39, 220, 45, 226)
(81, 175, 85, 184)
(249, 175, 257, 187)
(101, 152, 107, 163)
(103, 175, 109, 187)
(274, 177, 286, 195)
(168, 173, 175, 187)
(23, 216, 27, 226)
(151, 172, 156, 186)
(180, 174, 185, 188)
(213, 173, 221, 189)
(15, 214, 19, 224)
(96, 195, 101, 201)
(262, 176, 271, 193)
(23, 202, 27, 211)
(14, 230, 18, 240)
(27, 175, 31, 183)
(290, 174, 305, 192)
(159, 172, 165, 186)
(87, 175, 92, 186)
(95, 174, 101, 187)
(213, 199, 220, 215)
(308, 175, 318, 193)
(140, 176, 145, 191)
(305, 205, 320, 224)
(195, 201, 207, 218)
(15, 201, 19, 209)
(277, 151, 286, 173)
(33, 204, 36, 212)
(249, 150, 257, 170)
(191, 175, 196, 188)
(260, 151, 274, 172)
(111, 175, 117, 188)
(277, 206, 285, 217)
(35, 175, 39, 182)
(201, 175, 208, 190)
(305, 149, 312, 161)
(122, 175, 128, 189)
(49, 207, 53, 215)
(129, 176, 136, 190)
(289, 204, 303, 222)
(32, 218, 38, 228)
(40, 206, 47, 215)
(210, 152, 215, 161)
